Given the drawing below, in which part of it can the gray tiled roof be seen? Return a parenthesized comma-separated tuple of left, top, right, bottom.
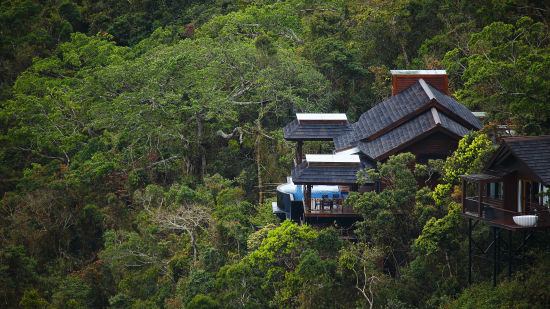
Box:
(283, 119, 353, 141)
(334, 123, 361, 150)
(333, 79, 482, 150)
(357, 110, 470, 160)
(502, 136, 550, 186)
(430, 85, 482, 129)
(291, 160, 375, 185)
(439, 112, 471, 137)
(353, 82, 430, 142)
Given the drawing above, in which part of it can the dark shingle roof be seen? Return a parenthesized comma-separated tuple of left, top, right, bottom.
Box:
(334, 124, 361, 150)
(353, 82, 430, 141)
(459, 174, 503, 182)
(502, 136, 550, 185)
(283, 119, 353, 141)
(333, 79, 482, 150)
(357, 110, 470, 160)
(357, 112, 434, 160)
(439, 112, 471, 137)
(291, 161, 374, 185)
(429, 84, 482, 129)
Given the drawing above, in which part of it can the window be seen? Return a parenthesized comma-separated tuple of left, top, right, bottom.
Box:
(488, 182, 503, 199)
(538, 184, 549, 208)
(518, 179, 545, 213)
(518, 180, 522, 212)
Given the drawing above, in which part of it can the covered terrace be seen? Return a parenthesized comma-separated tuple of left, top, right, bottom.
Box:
(291, 154, 373, 218)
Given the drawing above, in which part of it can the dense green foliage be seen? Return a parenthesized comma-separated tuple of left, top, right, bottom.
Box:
(1, 0, 550, 308)
(444, 16, 550, 134)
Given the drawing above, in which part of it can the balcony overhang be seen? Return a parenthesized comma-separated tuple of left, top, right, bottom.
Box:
(459, 174, 503, 183)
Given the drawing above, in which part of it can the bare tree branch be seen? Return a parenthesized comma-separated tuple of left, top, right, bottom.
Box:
(230, 100, 270, 105)
(142, 201, 211, 261)
(145, 155, 184, 170)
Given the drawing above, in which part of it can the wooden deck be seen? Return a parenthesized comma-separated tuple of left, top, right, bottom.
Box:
(463, 197, 550, 231)
(304, 198, 360, 218)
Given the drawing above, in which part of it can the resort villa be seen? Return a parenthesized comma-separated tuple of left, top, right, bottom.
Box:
(273, 70, 482, 223)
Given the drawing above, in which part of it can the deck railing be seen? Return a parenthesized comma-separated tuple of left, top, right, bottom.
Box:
(304, 198, 358, 217)
(463, 197, 505, 216)
(463, 196, 550, 228)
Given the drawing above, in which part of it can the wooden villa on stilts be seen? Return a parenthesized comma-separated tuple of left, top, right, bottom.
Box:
(274, 70, 483, 224)
(460, 136, 550, 286)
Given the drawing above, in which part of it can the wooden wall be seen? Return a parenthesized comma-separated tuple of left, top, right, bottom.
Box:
(400, 131, 458, 161)
(502, 172, 518, 212)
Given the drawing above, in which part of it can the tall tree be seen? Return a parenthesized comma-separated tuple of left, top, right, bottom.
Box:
(444, 17, 550, 134)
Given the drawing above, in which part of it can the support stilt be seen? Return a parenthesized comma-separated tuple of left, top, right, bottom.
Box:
(491, 227, 497, 286)
(508, 231, 513, 278)
(522, 231, 526, 260)
(467, 217, 543, 287)
(496, 228, 500, 275)
(468, 218, 472, 284)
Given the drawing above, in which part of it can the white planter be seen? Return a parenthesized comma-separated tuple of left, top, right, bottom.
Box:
(513, 215, 538, 227)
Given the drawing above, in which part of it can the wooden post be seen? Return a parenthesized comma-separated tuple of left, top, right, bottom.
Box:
(468, 218, 472, 284)
(306, 185, 311, 213)
(493, 227, 497, 287)
(296, 141, 303, 165)
(304, 185, 308, 213)
(496, 228, 500, 275)
(462, 179, 466, 214)
(508, 230, 513, 278)
(478, 182, 483, 217)
(529, 181, 535, 211)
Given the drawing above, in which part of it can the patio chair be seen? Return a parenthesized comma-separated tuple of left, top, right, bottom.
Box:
(332, 194, 340, 208)
(321, 195, 330, 210)
(314, 198, 321, 210)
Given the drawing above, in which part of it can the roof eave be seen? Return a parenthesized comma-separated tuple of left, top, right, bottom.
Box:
(373, 125, 462, 161)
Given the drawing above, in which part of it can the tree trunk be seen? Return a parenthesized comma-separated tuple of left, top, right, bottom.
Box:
(256, 132, 263, 206)
(196, 114, 206, 179)
(391, 16, 409, 67)
(399, 39, 410, 67)
(189, 231, 197, 261)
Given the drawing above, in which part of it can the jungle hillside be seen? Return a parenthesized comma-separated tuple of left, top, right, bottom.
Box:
(1, 0, 550, 308)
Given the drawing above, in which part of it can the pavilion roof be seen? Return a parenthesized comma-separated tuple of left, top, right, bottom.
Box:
(283, 118, 352, 141)
(291, 160, 374, 185)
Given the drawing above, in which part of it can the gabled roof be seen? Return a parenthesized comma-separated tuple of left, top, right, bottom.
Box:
(333, 124, 361, 150)
(333, 79, 482, 150)
(439, 110, 472, 137)
(283, 119, 353, 141)
(486, 136, 550, 186)
(357, 109, 469, 160)
(353, 82, 430, 142)
(430, 85, 482, 130)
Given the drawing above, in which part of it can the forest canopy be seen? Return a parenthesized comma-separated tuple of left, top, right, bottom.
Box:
(1, 0, 550, 308)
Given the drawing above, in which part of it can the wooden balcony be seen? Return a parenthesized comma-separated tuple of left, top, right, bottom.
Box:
(463, 197, 550, 230)
(304, 198, 360, 218)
